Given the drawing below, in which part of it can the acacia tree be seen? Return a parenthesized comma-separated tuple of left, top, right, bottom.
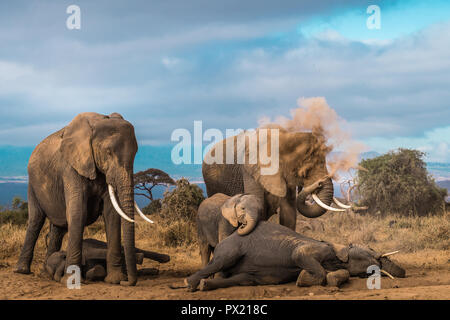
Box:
(357, 149, 447, 216)
(134, 168, 175, 201)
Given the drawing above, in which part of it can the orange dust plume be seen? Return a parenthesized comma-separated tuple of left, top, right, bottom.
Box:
(259, 97, 366, 179)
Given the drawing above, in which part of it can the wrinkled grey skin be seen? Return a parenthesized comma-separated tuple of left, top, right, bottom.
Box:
(197, 193, 263, 266)
(186, 222, 405, 291)
(15, 112, 139, 286)
(45, 239, 170, 282)
(203, 130, 335, 231)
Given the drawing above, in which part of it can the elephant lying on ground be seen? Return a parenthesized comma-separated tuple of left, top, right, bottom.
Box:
(45, 239, 170, 282)
(186, 222, 405, 291)
(197, 193, 263, 266)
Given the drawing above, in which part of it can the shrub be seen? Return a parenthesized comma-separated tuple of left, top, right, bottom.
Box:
(357, 149, 447, 216)
(0, 197, 28, 226)
(159, 220, 197, 247)
(143, 199, 162, 215)
(160, 178, 205, 221)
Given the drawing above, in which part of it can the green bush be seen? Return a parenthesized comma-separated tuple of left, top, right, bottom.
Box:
(358, 149, 447, 216)
(159, 220, 197, 247)
(0, 196, 28, 226)
(143, 199, 162, 215)
(160, 178, 205, 221)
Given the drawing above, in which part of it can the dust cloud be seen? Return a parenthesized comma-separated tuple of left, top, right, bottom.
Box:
(258, 97, 366, 179)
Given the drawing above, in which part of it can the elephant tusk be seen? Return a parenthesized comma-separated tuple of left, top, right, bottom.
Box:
(134, 201, 154, 224)
(333, 197, 352, 209)
(312, 194, 346, 212)
(381, 250, 400, 258)
(380, 269, 395, 280)
(108, 184, 135, 223)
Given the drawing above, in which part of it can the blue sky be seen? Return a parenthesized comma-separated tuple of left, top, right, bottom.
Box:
(0, 0, 449, 162)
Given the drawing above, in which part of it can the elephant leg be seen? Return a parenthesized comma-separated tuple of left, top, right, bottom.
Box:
(45, 224, 67, 260)
(326, 269, 350, 287)
(292, 246, 326, 287)
(199, 273, 257, 291)
(15, 186, 46, 274)
(186, 245, 242, 291)
(279, 187, 296, 230)
(198, 240, 212, 267)
(135, 248, 170, 263)
(102, 195, 126, 284)
(62, 184, 87, 281)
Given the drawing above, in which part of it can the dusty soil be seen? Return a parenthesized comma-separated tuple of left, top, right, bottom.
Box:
(0, 249, 449, 300)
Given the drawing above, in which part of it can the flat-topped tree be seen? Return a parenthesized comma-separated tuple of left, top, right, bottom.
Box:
(134, 168, 175, 201)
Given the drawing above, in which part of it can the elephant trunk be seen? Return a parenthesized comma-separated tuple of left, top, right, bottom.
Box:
(237, 207, 259, 235)
(380, 257, 406, 278)
(296, 177, 334, 218)
(117, 178, 137, 286)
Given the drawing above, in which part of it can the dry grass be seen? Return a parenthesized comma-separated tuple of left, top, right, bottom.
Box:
(294, 211, 449, 252)
(1, 210, 448, 272)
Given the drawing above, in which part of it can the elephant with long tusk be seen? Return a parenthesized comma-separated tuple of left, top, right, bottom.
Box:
(15, 112, 153, 286)
(202, 129, 346, 231)
(184, 221, 405, 292)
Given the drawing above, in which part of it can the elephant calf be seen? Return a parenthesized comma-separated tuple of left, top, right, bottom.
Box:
(45, 239, 170, 282)
(197, 193, 263, 266)
(186, 222, 405, 291)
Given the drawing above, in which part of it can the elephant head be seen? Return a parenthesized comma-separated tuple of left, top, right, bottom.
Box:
(221, 194, 263, 235)
(332, 243, 406, 278)
(242, 129, 339, 218)
(60, 112, 146, 285)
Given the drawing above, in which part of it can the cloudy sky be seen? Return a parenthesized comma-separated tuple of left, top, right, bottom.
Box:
(0, 0, 449, 162)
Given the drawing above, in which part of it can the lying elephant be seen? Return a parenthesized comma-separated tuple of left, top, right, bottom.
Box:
(186, 222, 405, 291)
(45, 238, 170, 282)
(197, 193, 263, 266)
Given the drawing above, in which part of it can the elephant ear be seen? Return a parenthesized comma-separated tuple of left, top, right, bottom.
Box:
(61, 114, 97, 180)
(241, 130, 287, 198)
(221, 194, 243, 227)
(332, 243, 349, 262)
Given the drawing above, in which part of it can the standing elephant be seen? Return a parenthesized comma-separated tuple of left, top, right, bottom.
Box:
(202, 129, 346, 230)
(14, 112, 151, 286)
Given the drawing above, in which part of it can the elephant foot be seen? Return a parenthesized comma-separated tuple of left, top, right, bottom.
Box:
(120, 279, 137, 286)
(296, 270, 325, 287)
(86, 265, 107, 282)
(185, 277, 199, 292)
(39, 266, 53, 280)
(326, 270, 349, 287)
(104, 269, 127, 284)
(13, 263, 31, 275)
(199, 279, 210, 291)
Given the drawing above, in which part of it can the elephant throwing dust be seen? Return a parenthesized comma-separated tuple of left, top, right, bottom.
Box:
(203, 129, 349, 231)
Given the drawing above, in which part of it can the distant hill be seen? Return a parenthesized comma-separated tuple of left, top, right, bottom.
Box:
(0, 146, 448, 205)
(0, 182, 207, 208)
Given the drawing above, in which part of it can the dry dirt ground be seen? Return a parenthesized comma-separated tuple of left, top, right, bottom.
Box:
(0, 248, 449, 300)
